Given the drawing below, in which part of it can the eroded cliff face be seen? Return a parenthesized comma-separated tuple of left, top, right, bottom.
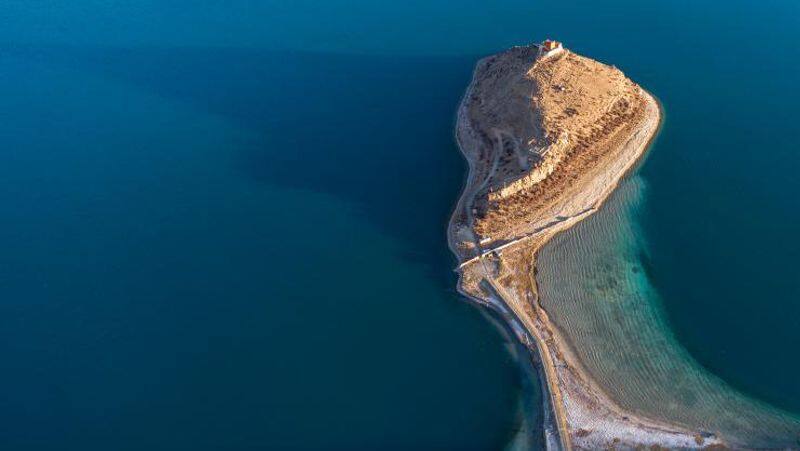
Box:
(461, 47, 646, 244)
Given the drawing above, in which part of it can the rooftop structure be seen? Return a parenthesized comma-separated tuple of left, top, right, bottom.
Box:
(542, 40, 562, 51)
(539, 39, 564, 58)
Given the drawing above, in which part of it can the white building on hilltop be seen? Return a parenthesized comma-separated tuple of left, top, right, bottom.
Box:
(539, 39, 564, 58)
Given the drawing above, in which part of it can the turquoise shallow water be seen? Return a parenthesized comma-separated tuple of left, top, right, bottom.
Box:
(538, 176, 800, 447)
(3, 0, 800, 448)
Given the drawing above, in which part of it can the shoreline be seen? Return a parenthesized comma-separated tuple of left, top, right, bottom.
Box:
(447, 45, 724, 449)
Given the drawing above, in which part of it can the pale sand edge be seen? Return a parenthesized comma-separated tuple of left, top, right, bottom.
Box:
(447, 54, 727, 449)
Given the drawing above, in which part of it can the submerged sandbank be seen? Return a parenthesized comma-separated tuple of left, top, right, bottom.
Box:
(537, 172, 800, 448)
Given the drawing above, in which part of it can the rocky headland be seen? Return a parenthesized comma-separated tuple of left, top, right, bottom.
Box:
(447, 41, 727, 449)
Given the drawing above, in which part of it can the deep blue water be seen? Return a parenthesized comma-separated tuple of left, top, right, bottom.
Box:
(3, 0, 800, 448)
(0, 47, 529, 449)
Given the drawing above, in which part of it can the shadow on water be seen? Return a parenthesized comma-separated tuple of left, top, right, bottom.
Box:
(19, 46, 480, 288)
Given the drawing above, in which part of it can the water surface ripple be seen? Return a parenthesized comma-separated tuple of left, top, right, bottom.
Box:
(537, 176, 800, 447)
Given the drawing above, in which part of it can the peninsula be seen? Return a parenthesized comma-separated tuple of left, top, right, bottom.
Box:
(448, 41, 722, 448)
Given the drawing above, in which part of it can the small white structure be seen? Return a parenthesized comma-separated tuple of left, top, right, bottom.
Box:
(538, 39, 564, 58)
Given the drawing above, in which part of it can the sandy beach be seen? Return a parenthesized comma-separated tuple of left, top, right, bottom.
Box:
(447, 43, 728, 449)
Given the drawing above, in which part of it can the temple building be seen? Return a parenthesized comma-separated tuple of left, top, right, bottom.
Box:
(540, 39, 564, 58)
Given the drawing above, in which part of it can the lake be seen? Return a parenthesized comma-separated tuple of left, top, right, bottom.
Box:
(2, 0, 800, 449)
